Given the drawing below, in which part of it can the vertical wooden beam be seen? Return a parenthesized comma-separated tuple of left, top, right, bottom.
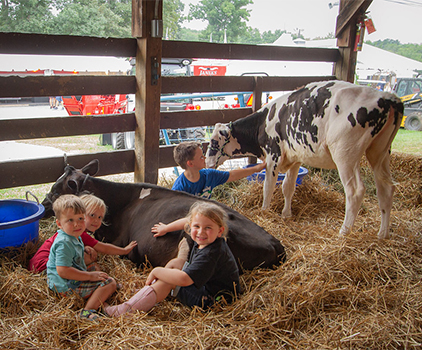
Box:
(334, 0, 372, 83)
(252, 76, 263, 112)
(248, 76, 264, 165)
(131, 0, 143, 38)
(132, 0, 162, 184)
(334, 24, 357, 83)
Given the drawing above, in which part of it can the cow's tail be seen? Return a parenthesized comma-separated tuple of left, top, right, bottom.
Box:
(371, 98, 404, 186)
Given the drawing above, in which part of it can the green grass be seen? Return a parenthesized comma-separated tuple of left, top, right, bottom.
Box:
(0, 183, 52, 202)
(392, 129, 422, 155)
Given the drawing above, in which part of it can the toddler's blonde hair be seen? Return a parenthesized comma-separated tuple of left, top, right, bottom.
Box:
(53, 194, 85, 220)
(184, 201, 228, 238)
(79, 194, 107, 216)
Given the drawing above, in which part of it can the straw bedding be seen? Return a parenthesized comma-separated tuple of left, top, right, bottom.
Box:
(1, 152, 421, 349)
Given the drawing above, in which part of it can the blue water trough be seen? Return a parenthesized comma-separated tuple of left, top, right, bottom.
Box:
(244, 164, 308, 186)
(0, 192, 45, 249)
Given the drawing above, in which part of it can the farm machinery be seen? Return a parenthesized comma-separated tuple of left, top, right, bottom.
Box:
(62, 95, 128, 116)
(62, 94, 131, 149)
(392, 77, 422, 131)
(61, 93, 208, 150)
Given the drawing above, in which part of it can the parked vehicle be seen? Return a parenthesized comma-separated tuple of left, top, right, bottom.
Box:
(392, 77, 422, 131)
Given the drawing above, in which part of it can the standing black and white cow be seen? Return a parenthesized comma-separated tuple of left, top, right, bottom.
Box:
(206, 80, 404, 239)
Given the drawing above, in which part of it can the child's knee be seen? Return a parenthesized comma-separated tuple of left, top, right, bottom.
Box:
(165, 257, 185, 270)
(105, 277, 117, 292)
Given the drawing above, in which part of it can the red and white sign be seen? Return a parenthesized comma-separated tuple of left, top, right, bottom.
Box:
(193, 65, 226, 76)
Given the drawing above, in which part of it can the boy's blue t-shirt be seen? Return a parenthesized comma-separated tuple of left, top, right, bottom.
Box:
(46, 229, 87, 293)
(172, 168, 230, 199)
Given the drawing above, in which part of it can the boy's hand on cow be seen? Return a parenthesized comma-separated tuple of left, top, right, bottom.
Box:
(123, 241, 138, 253)
(254, 162, 266, 172)
(84, 246, 97, 265)
(89, 271, 109, 282)
(151, 222, 169, 237)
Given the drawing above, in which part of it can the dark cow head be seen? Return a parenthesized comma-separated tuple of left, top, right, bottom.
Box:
(42, 159, 99, 218)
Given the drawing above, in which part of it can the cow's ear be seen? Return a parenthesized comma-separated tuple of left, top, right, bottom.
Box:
(81, 159, 99, 176)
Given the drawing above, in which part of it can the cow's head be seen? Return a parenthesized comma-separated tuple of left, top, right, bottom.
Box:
(42, 159, 99, 217)
(205, 122, 240, 169)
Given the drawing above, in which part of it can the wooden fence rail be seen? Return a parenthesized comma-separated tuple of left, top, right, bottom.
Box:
(0, 31, 340, 190)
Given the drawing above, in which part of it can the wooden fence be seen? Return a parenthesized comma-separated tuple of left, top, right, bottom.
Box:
(0, 0, 371, 190)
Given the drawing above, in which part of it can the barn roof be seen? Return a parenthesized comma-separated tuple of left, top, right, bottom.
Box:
(302, 37, 422, 78)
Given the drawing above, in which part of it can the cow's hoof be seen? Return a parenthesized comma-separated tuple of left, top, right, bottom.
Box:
(339, 226, 350, 236)
(377, 231, 390, 240)
(281, 210, 292, 218)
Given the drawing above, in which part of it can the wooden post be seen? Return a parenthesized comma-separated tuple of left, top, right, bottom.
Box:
(132, 0, 162, 184)
(252, 76, 263, 112)
(334, 0, 372, 82)
(247, 76, 263, 165)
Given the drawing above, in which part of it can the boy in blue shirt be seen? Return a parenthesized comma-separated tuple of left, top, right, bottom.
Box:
(172, 141, 265, 199)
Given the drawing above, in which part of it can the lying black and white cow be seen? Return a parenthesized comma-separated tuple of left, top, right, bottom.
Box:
(206, 80, 404, 239)
(41, 159, 286, 271)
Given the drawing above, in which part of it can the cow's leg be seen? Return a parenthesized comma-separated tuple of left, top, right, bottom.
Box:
(366, 151, 394, 239)
(262, 161, 279, 210)
(280, 163, 301, 218)
(336, 160, 366, 236)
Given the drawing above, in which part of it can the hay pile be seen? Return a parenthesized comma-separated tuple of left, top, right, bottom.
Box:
(1, 152, 421, 349)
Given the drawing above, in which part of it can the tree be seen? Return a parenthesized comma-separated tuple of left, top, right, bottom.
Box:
(0, 0, 186, 39)
(237, 27, 262, 45)
(51, 0, 130, 37)
(188, 0, 252, 43)
(236, 28, 285, 45)
(0, 0, 55, 33)
(177, 27, 201, 41)
(163, 0, 184, 40)
(261, 29, 284, 44)
(367, 39, 422, 63)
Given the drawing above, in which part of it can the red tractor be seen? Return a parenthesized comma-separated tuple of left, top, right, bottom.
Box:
(62, 94, 128, 116)
(62, 94, 129, 148)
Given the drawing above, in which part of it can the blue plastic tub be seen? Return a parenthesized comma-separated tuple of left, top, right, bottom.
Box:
(245, 164, 308, 186)
(0, 192, 45, 249)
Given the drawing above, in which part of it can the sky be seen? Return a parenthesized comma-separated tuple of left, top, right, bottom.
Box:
(181, 0, 422, 45)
